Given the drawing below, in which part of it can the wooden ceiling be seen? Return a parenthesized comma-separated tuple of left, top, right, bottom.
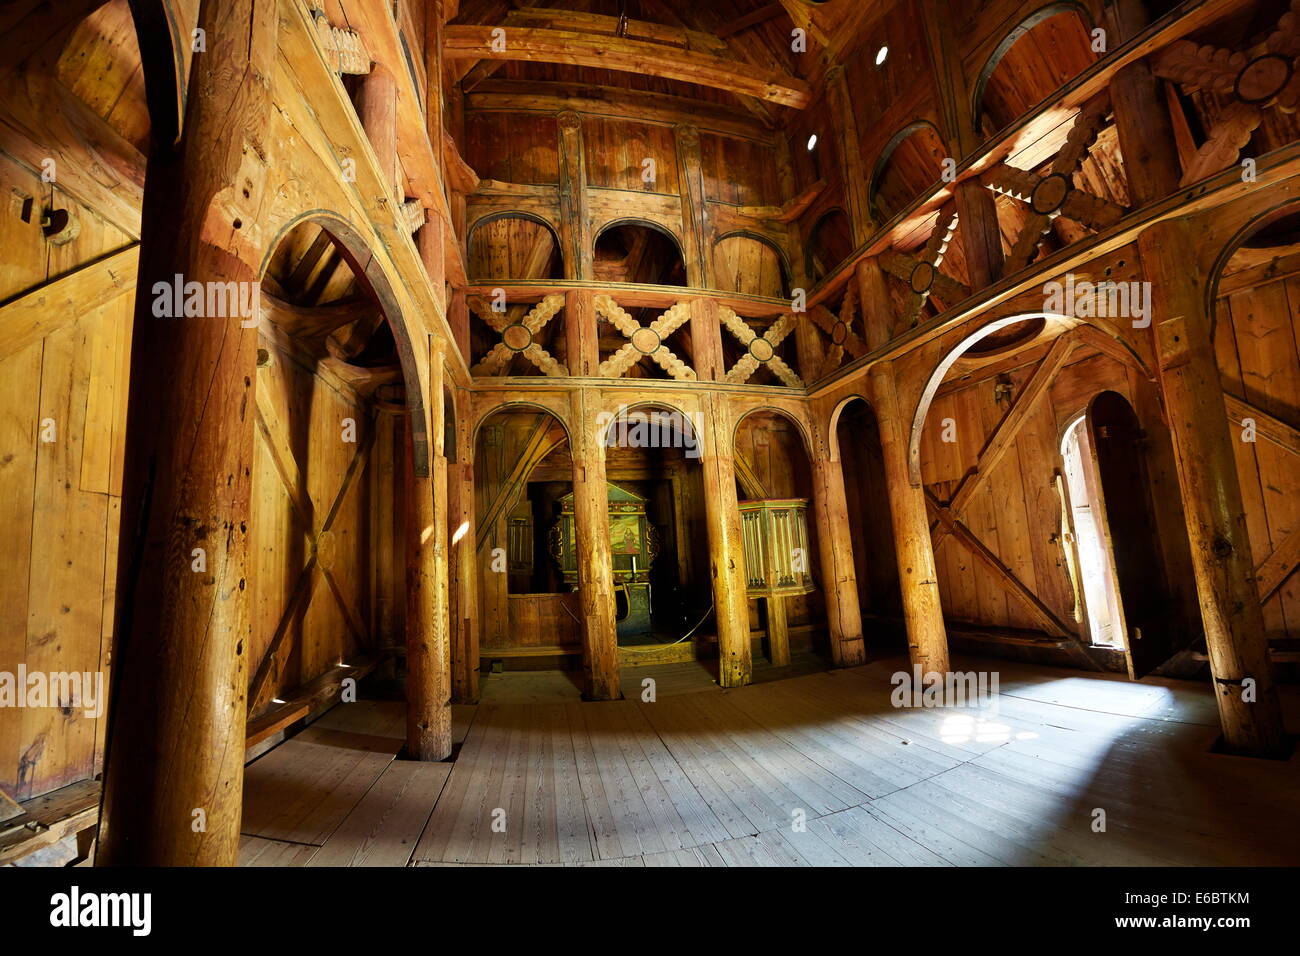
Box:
(447, 0, 866, 123)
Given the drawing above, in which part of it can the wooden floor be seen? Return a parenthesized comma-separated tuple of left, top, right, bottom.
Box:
(240, 656, 1300, 867)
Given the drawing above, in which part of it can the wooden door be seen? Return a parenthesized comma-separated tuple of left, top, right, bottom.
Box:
(1087, 391, 1174, 678)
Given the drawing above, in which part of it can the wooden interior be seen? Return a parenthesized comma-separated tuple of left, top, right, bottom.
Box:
(3, 0, 1300, 870)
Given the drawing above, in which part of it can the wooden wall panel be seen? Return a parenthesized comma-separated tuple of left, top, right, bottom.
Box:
(251, 340, 373, 707)
(0, 294, 129, 801)
(464, 112, 559, 185)
(1216, 272, 1300, 640)
(699, 132, 780, 207)
(584, 118, 679, 195)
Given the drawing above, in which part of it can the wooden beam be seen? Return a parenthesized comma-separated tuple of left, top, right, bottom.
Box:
(932, 333, 1077, 551)
(0, 246, 138, 360)
(717, 3, 785, 38)
(926, 490, 1074, 639)
(466, 79, 776, 141)
(442, 25, 811, 108)
(322, 0, 467, 287)
(1224, 393, 1300, 458)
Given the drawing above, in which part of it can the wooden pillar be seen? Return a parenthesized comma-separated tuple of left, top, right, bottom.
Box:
(447, 406, 479, 703)
(921, 0, 979, 160)
(765, 598, 790, 667)
(691, 298, 727, 382)
(404, 398, 452, 761)
(356, 64, 400, 200)
(1139, 220, 1286, 755)
(812, 454, 867, 667)
(417, 217, 446, 312)
(558, 111, 593, 281)
(675, 125, 712, 289)
(565, 288, 599, 377)
(952, 178, 1003, 291)
(1109, 0, 1183, 205)
(571, 388, 620, 699)
(827, 66, 872, 245)
(869, 362, 950, 677)
(856, 257, 894, 351)
(97, 0, 276, 867)
(700, 394, 752, 686)
(448, 288, 470, 363)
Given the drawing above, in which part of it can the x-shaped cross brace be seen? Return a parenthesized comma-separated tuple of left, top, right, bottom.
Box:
(720, 306, 803, 387)
(879, 200, 971, 328)
(595, 295, 696, 380)
(807, 285, 867, 379)
(982, 92, 1127, 274)
(1152, 2, 1300, 186)
(469, 293, 568, 377)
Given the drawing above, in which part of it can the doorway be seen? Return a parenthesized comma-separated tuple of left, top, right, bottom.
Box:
(1060, 391, 1178, 678)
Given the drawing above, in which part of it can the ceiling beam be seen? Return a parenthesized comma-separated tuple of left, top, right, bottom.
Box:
(717, 3, 786, 39)
(443, 25, 811, 108)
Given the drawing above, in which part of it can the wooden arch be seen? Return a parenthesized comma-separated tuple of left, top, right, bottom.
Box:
(594, 217, 689, 270)
(906, 313, 1153, 486)
(465, 211, 566, 280)
(126, 0, 195, 147)
(259, 210, 432, 476)
(867, 120, 949, 219)
(732, 403, 817, 464)
(826, 394, 876, 463)
(598, 399, 705, 460)
(970, 2, 1096, 134)
(470, 399, 574, 450)
(1205, 199, 1300, 340)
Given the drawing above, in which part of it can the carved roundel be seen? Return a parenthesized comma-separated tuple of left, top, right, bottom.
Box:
(831, 319, 849, 346)
(748, 337, 776, 363)
(1235, 53, 1293, 106)
(502, 323, 533, 352)
(630, 326, 661, 354)
(909, 260, 935, 295)
(1030, 172, 1071, 216)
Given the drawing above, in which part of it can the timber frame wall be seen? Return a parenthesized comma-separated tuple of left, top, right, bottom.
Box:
(1, 0, 1298, 865)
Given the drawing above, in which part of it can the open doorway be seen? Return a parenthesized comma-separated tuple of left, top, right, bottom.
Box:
(1060, 414, 1124, 649)
(1059, 391, 1180, 678)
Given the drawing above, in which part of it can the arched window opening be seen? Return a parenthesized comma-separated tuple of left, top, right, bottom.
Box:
(869, 123, 948, 224)
(593, 221, 687, 287)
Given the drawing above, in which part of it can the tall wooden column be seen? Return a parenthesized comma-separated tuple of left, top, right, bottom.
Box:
(558, 111, 593, 281)
(1140, 220, 1286, 755)
(356, 64, 400, 200)
(952, 178, 1003, 291)
(97, 0, 275, 867)
(827, 66, 872, 245)
(565, 288, 599, 378)
(571, 388, 620, 699)
(404, 384, 452, 760)
(869, 362, 951, 677)
(1109, 0, 1183, 206)
(447, 410, 479, 703)
(812, 455, 867, 667)
(675, 125, 712, 289)
(856, 257, 894, 351)
(701, 395, 752, 686)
